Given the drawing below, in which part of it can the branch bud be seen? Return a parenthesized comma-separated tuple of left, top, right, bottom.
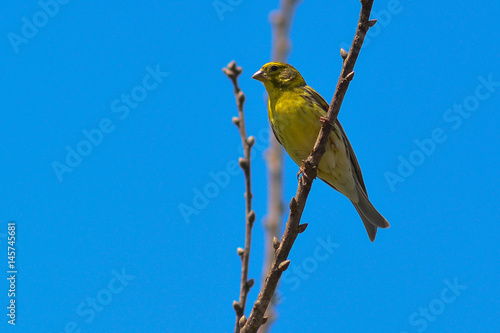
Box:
(247, 136, 255, 147)
(226, 60, 242, 76)
(368, 19, 377, 27)
(340, 48, 348, 60)
(239, 157, 248, 169)
(239, 315, 247, 327)
(237, 247, 245, 257)
(246, 278, 255, 290)
(233, 300, 242, 312)
(232, 117, 240, 126)
(248, 210, 256, 223)
(237, 91, 246, 104)
(298, 223, 308, 233)
(273, 237, 280, 250)
(345, 71, 355, 82)
(278, 260, 291, 272)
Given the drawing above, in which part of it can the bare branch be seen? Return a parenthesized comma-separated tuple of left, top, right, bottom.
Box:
(241, 1, 377, 332)
(223, 61, 256, 333)
(261, 1, 302, 331)
(270, 0, 302, 62)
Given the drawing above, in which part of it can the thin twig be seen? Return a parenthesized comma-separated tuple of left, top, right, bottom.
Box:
(261, 1, 302, 331)
(241, 1, 377, 332)
(223, 61, 256, 333)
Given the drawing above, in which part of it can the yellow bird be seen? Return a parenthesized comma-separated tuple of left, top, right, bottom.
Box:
(252, 62, 389, 242)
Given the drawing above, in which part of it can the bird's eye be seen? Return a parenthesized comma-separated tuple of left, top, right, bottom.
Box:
(270, 65, 278, 72)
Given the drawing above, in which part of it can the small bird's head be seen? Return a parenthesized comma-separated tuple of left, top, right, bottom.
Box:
(252, 62, 306, 90)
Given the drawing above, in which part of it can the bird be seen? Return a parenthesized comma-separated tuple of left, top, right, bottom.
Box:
(252, 62, 389, 242)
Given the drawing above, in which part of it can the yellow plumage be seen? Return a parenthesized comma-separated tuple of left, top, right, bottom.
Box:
(252, 62, 389, 242)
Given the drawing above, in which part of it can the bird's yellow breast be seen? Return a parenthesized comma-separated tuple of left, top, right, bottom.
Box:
(267, 86, 356, 198)
(268, 88, 322, 166)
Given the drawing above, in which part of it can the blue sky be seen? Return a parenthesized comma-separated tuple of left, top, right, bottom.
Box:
(1, 0, 499, 332)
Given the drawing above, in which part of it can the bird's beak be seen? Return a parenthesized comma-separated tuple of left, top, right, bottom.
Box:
(252, 70, 266, 82)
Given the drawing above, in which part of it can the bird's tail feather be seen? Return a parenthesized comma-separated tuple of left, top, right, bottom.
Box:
(352, 184, 390, 242)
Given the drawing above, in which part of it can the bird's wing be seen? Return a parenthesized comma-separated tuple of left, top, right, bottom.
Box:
(335, 121, 367, 193)
(302, 85, 329, 114)
(303, 85, 368, 194)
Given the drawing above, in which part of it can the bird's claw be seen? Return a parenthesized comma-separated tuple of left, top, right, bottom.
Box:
(297, 161, 308, 180)
(297, 168, 304, 180)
